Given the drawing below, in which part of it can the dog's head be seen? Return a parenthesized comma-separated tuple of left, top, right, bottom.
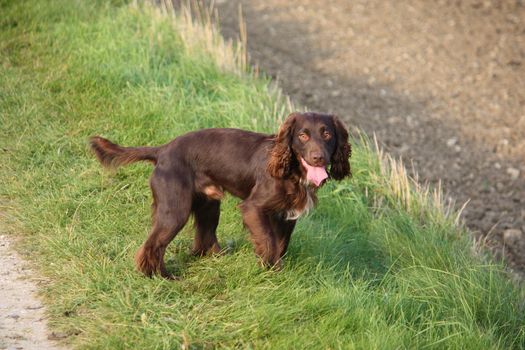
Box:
(267, 112, 352, 185)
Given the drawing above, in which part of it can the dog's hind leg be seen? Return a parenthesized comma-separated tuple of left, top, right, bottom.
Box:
(191, 196, 221, 256)
(135, 165, 192, 278)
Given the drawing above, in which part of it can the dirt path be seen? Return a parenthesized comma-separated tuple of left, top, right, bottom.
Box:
(0, 234, 62, 350)
(213, 0, 525, 276)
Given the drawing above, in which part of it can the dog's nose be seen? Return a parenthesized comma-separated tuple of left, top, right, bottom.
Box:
(311, 152, 325, 164)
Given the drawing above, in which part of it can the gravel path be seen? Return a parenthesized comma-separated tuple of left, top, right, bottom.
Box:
(0, 234, 62, 350)
(213, 0, 525, 276)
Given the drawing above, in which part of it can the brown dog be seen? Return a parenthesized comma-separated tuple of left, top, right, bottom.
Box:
(90, 112, 351, 278)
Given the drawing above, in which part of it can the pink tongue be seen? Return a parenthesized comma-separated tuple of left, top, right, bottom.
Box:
(300, 158, 328, 187)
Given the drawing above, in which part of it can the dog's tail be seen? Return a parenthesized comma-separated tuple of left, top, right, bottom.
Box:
(89, 136, 160, 168)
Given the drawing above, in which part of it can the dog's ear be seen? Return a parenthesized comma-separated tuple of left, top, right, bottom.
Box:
(267, 113, 298, 178)
(329, 116, 352, 180)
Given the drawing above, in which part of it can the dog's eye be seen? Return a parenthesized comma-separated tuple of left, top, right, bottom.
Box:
(298, 133, 309, 142)
(322, 131, 331, 140)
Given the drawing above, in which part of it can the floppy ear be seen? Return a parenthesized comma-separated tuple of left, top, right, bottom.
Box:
(329, 116, 352, 180)
(267, 113, 298, 178)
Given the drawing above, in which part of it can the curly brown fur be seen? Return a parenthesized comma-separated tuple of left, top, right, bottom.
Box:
(329, 116, 352, 180)
(267, 113, 298, 178)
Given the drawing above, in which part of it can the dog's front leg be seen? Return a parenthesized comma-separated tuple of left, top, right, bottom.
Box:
(269, 214, 296, 262)
(240, 202, 280, 268)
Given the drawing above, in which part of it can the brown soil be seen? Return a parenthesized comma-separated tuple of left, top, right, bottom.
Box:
(212, 0, 525, 277)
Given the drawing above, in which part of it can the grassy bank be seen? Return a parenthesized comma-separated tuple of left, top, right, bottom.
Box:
(1, 0, 524, 348)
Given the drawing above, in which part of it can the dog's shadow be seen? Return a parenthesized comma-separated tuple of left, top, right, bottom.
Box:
(163, 228, 250, 278)
(162, 195, 389, 282)
(159, 178, 396, 281)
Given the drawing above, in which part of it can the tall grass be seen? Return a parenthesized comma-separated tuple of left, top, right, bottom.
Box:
(1, 0, 524, 349)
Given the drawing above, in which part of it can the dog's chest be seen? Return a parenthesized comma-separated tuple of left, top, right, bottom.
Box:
(285, 184, 315, 221)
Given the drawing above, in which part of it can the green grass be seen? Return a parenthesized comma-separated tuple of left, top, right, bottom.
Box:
(1, 0, 524, 349)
